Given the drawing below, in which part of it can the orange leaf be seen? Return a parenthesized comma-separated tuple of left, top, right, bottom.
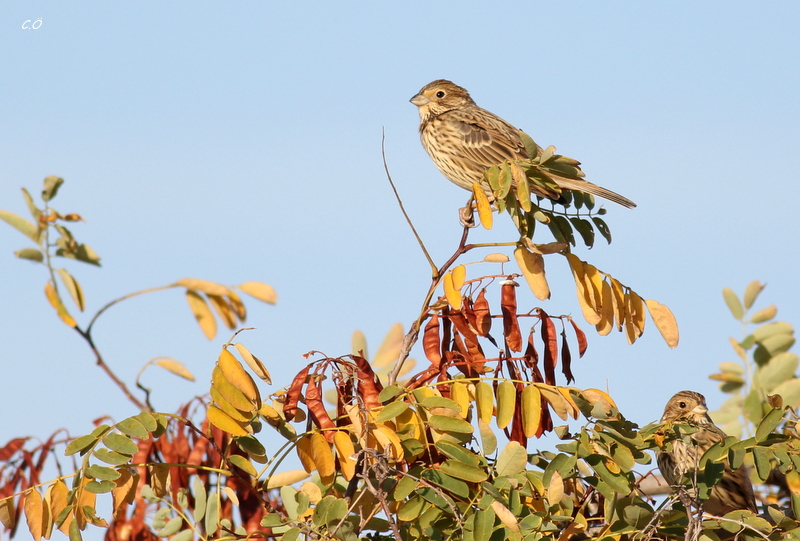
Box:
(501, 282, 522, 352)
(423, 314, 442, 368)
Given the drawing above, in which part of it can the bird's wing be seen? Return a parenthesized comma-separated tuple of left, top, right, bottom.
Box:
(446, 111, 528, 167)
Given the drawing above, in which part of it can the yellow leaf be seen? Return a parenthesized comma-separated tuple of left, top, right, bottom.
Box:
(472, 183, 493, 229)
(296, 435, 316, 473)
(475, 381, 494, 425)
(372, 323, 404, 368)
(490, 499, 521, 534)
(581, 389, 617, 417)
(299, 481, 322, 504)
(310, 433, 335, 484)
(0, 496, 15, 530)
(222, 486, 239, 507)
(44, 283, 76, 328)
(48, 480, 70, 534)
(24, 489, 45, 541)
(522, 385, 542, 438)
(629, 292, 646, 335)
(583, 263, 605, 315)
(564, 254, 600, 325)
(211, 385, 252, 422)
(536, 384, 570, 421)
(511, 162, 531, 212)
(212, 365, 256, 415)
(495, 381, 516, 429)
(153, 357, 195, 381)
(514, 247, 550, 301)
(207, 295, 237, 330)
(557, 387, 581, 420)
(111, 469, 137, 514)
(207, 405, 250, 437)
(483, 253, 509, 263)
(547, 470, 564, 507)
(237, 281, 278, 304)
(226, 290, 247, 320)
(373, 425, 404, 460)
(266, 470, 310, 489)
(333, 431, 357, 480)
(595, 280, 614, 336)
(609, 278, 626, 332)
(443, 272, 462, 310)
(185, 290, 216, 340)
(450, 381, 471, 419)
(176, 278, 230, 296)
(451, 265, 467, 291)
(645, 299, 680, 348)
(56, 268, 85, 312)
(218, 348, 261, 409)
(234, 343, 272, 384)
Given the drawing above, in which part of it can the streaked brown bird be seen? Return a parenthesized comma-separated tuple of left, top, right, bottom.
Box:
(409, 79, 636, 208)
(657, 391, 757, 516)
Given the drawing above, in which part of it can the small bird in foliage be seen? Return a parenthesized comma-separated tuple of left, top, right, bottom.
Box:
(657, 390, 757, 516)
(409, 79, 636, 208)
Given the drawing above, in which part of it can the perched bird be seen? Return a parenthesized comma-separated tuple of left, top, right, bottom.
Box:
(409, 79, 636, 208)
(657, 391, 757, 516)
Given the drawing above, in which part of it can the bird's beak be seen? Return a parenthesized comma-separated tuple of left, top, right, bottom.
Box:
(692, 405, 708, 415)
(410, 94, 429, 106)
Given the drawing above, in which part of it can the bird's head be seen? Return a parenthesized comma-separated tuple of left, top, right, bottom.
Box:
(661, 390, 711, 424)
(410, 80, 475, 121)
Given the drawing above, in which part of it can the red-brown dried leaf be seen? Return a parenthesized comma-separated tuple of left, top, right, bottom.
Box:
(537, 393, 553, 437)
(524, 333, 545, 383)
(354, 355, 383, 410)
(451, 333, 477, 377)
(447, 307, 479, 344)
(540, 311, 558, 386)
(305, 376, 336, 442)
(407, 367, 439, 390)
(0, 438, 27, 461)
(561, 331, 574, 384)
(283, 365, 310, 421)
(501, 282, 522, 352)
(336, 378, 353, 426)
(508, 387, 527, 447)
(569, 317, 588, 357)
(441, 308, 452, 362)
(474, 289, 492, 337)
(423, 314, 442, 368)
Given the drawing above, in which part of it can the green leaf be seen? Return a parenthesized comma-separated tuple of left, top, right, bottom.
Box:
(495, 441, 527, 477)
(377, 385, 403, 402)
(478, 419, 496, 455)
(435, 440, 482, 467)
(757, 352, 799, 392)
(227, 454, 257, 477)
(93, 448, 132, 465)
(752, 321, 794, 342)
(205, 490, 220, 535)
(0, 210, 40, 243)
(722, 288, 744, 321)
(428, 415, 473, 434)
(393, 472, 420, 501)
(42, 175, 64, 202)
(157, 516, 183, 537)
(743, 281, 765, 310)
(591, 216, 612, 244)
(756, 408, 783, 443)
(772, 378, 800, 408)
(192, 476, 207, 523)
(14, 248, 43, 262)
(420, 396, 462, 412)
(85, 480, 116, 494)
(440, 460, 489, 483)
(134, 411, 158, 433)
(473, 507, 496, 540)
(421, 468, 470, 499)
(171, 530, 194, 541)
(397, 495, 428, 521)
(375, 401, 410, 423)
(102, 432, 139, 455)
(117, 417, 149, 440)
(64, 434, 98, 456)
(569, 217, 595, 248)
(752, 447, 772, 482)
(85, 464, 121, 481)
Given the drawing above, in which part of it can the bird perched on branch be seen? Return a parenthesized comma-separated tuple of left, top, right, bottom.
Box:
(409, 79, 636, 208)
(657, 390, 757, 516)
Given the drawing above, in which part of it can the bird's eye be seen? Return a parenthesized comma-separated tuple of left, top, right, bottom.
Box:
(436, 91, 445, 98)
(678, 401, 686, 408)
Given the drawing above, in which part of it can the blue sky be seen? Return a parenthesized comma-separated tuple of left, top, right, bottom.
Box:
(1, 2, 799, 458)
